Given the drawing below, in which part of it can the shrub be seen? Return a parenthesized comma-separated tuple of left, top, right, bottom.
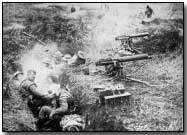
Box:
(135, 21, 183, 54)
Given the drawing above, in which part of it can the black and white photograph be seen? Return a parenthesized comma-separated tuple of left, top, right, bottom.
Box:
(2, 2, 184, 131)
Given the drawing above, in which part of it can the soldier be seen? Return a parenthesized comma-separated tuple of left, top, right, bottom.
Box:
(13, 71, 24, 88)
(19, 70, 52, 117)
(38, 83, 72, 120)
(4, 71, 24, 98)
(145, 5, 154, 18)
(36, 79, 73, 131)
(71, 6, 76, 13)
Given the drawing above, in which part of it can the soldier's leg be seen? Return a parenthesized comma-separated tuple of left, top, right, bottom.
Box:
(53, 101, 68, 120)
(37, 106, 56, 131)
(27, 98, 40, 118)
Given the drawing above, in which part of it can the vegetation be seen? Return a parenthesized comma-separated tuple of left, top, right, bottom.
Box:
(135, 25, 183, 54)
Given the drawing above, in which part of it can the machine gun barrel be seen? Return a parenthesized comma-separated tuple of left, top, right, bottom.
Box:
(115, 32, 149, 41)
(96, 54, 151, 66)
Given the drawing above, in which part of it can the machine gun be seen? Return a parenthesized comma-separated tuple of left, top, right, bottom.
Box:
(96, 54, 151, 66)
(96, 54, 151, 78)
(115, 32, 149, 54)
(94, 32, 151, 78)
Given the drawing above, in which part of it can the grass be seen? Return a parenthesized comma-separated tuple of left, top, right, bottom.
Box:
(63, 51, 183, 131)
(3, 84, 36, 131)
(120, 53, 183, 131)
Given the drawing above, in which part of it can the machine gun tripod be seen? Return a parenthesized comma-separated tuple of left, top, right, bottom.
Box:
(96, 54, 151, 79)
(115, 32, 149, 55)
(96, 32, 151, 79)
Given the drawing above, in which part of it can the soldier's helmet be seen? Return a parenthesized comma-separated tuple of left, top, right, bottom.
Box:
(62, 54, 72, 62)
(71, 7, 76, 13)
(146, 5, 151, 9)
(13, 71, 23, 79)
(77, 51, 85, 59)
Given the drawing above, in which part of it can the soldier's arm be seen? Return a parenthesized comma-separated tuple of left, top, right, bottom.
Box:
(49, 105, 68, 119)
(29, 85, 46, 98)
(49, 98, 68, 119)
(53, 106, 67, 114)
(54, 98, 68, 114)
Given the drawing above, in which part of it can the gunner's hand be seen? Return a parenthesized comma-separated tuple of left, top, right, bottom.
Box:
(43, 94, 54, 99)
(49, 110, 56, 119)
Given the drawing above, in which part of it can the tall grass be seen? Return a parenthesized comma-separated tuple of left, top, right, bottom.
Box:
(121, 53, 183, 131)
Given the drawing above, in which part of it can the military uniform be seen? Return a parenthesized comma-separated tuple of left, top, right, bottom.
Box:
(19, 79, 37, 101)
(39, 87, 72, 120)
(19, 79, 50, 117)
(145, 6, 153, 18)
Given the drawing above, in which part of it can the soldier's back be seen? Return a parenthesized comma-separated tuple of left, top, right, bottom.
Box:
(19, 79, 37, 101)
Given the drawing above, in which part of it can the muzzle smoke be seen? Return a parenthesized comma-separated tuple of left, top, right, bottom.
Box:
(19, 43, 62, 94)
(18, 3, 179, 94)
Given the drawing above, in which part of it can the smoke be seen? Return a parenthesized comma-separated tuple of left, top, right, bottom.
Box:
(86, 3, 182, 61)
(19, 43, 61, 94)
(17, 3, 182, 94)
(86, 4, 143, 60)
